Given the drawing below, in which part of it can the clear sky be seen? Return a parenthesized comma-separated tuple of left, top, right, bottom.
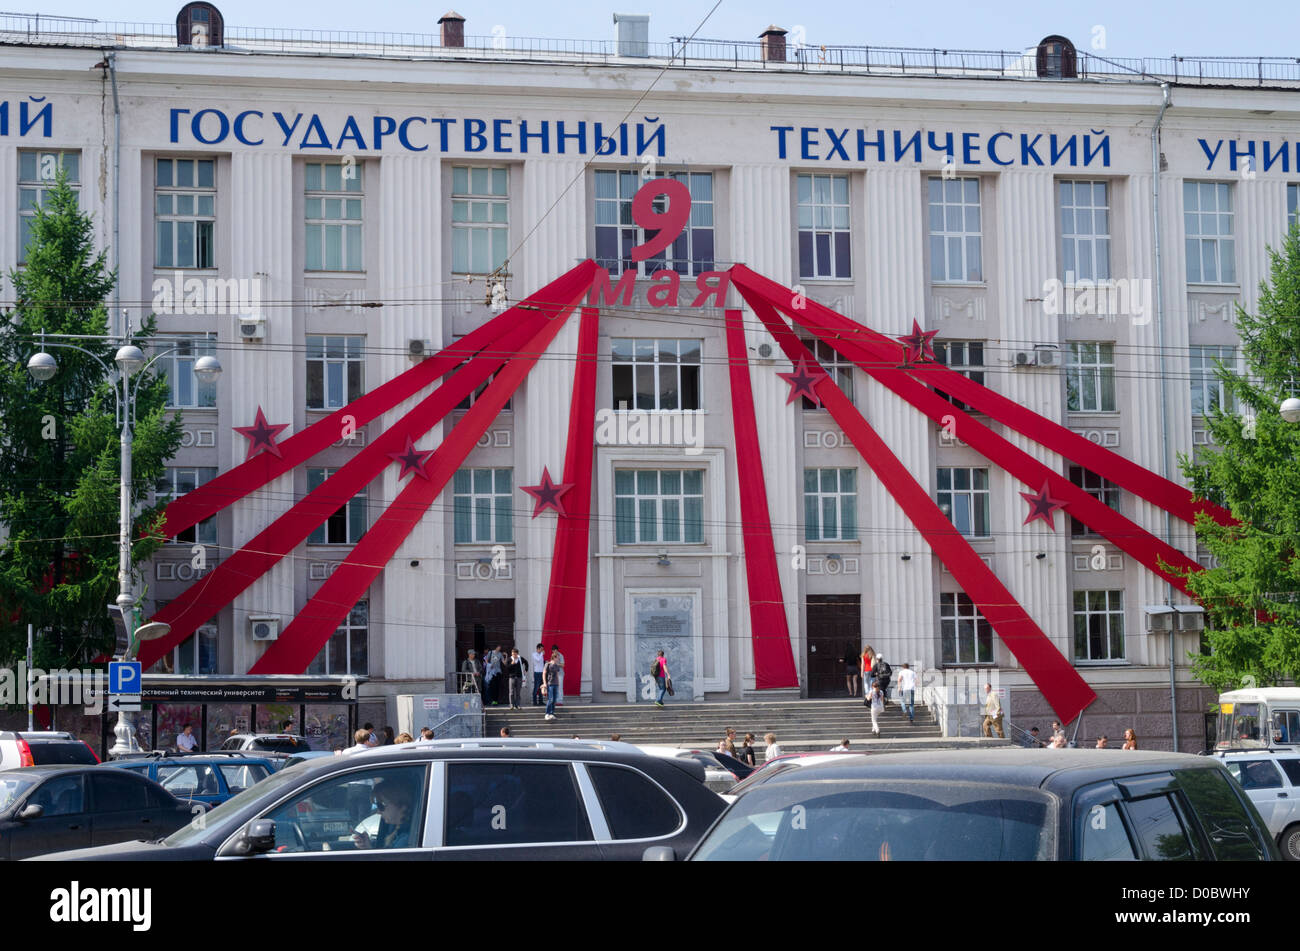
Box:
(16, 0, 1300, 60)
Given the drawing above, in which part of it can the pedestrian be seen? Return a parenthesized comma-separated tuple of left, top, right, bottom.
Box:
(1095, 735, 1109, 749)
(460, 650, 482, 696)
(651, 649, 670, 706)
(499, 726, 511, 737)
(1022, 726, 1042, 748)
(551, 643, 566, 706)
(868, 679, 884, 736)
(844, 645, 860, 697)
(506, 647, 527, 709)
(419, 727, 434, 740)
(1050, 721, 1065, 744)
(531, 642, 546, 705)
(738, 733, 757, 767)
(1048, 732, 1068, 749)
(176, 723, 198, 753)
(363, 723, 379, 747)
(829, 738, 852, 752)
(381, 726, 395, 746)
(484, 645, 503, 706)
(895, 662, 917, 724)
(395, 732, 413, 744)
(343, 728, 371, 755)
(860, 646, 875, 706)
(873, 652, 893, 705)
(1122, 728, 1138, 750)
(609, 733, 622, 742)
(543, 648, 562, 720)
(981, 683, 1004, 738)
(763, 732, 782, 761)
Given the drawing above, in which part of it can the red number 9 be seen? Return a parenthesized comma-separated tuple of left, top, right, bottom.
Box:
(629, 179, 692, 263)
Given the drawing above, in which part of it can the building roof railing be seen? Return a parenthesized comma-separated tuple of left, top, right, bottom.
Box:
(2, 13, 1299, 88)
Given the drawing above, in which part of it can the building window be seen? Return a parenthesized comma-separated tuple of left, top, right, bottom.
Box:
(1059, 180, 1110, 281)
(928, 177, 982, 282)
(156, 468, 218, 545)
(803, 468, 858, 541)
(1073, 590, 1125, 662)
(933, 340, 985, 412)
(453, 468, 513, 544)
(307, 468, 367, 544)
(1184, 182, 1235, 284)
(155, 625, 219, 675)
(940, 592, 994, 665)
(799, 338, 854, 409)
(1066, 342, 1116, 412)
(595, 170, 714, 276)
(1068, 465, 1119, 537)
(937, 467, 990, 538)
(611, 339, 701, 411)
(451, 166, 508, 274)
(1288, 183, 1298, 232)
(306, 336, 364, 410)
(155, 158, 215, 268)
(307, 600, 368, 676)
(1189, 345, 1236, 416)
(614, 469, 704, 544)
(305, 161, 363, 271)
(19, 150, 80, 264)
(155, 335, 217, 409)
(796, 173, 851, 279)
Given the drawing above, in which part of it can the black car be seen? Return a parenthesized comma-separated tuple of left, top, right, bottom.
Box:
(681, 749, 1280, 861)
(30, 738, 727, 861)
(0, 731, 99, 770)
(0, 765, 201, 860)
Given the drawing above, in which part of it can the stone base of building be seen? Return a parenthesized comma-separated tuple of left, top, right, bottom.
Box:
(1012, 682, 1218, 753)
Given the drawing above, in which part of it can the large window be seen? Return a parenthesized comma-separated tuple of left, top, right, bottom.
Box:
(306, 336, 365, 410)
(157, 468, 217, 545)
(307, 600, 369, 676)
(1189, 345, 1235, 417)
(1066, 342, 1116, 413)
(305, 161, 363, 272)
(155, 335, 217, 409)
(928, 177, 982, 283)
(155, 158, 215, 269)
(1059, 180, 1110, 281)
(453, 468, 513, 544)
(940, 592, 993, 665)
(307, 468, 367, 545)
(1184, 182, 1235, 284)
(800, 338, 854, 409)
(595, 170, 714, 276)
(451, 166, 508, 274)
(1073, 589, 1125, 662)
(797, 173, 851, 279)
(614, 469, 704, 544)
(611, 339, 701, 411)
(155, 626, 219, 676)
(803, 468, 858, 541)
(937, 467, 990, 539)
(933, 340, 985, 412)
(19, 150, 80, 264)
(1068, 465, 1119, 538)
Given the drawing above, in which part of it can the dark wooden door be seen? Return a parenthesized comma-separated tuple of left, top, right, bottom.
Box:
(806, 595, 861, 698)
(455, 599, 515, 667)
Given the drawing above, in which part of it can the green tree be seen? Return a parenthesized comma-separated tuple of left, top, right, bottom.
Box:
(0, 170, 180, 670)
(1180, 225, 1300, 691)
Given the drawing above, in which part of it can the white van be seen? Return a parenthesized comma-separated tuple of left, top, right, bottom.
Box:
(1214, 688, 1300, 750)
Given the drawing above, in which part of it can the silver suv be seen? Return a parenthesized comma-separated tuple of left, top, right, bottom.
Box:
(1214, 749, 1300, 860)
(219, 733, 314, 754)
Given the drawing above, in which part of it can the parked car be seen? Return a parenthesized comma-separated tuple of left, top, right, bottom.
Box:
(29, 738, 727, 861)
(219, 733, 315, 754)
(672, 749, 1279, 861)
(0, 764, 201, 860)
(634, 745, 754, 795)
(103, 750, 286, 807)
(1214, 748, 1300, 860)
(283, 750, 337, 770)
(0, 731, 98, 770)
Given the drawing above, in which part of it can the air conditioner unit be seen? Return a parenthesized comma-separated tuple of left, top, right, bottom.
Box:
(408, 339, 433, 360)
(1013, 350, 1035, 367)
(239, 316, 266, 341)
(248, 616, 280, 641)
(755, 341, 776, 361)
(1033, 345, 1062, 368)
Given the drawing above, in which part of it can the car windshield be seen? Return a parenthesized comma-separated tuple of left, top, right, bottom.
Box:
(693, 779, 1055, 861)
(162, 765, 308, 847)
(0, 774, 39, 813)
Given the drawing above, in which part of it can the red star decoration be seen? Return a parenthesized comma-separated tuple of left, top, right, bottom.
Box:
(521, 466, 574, 518)
(896, 319, 939, 364)
(1019, 481, 1070, 530)
(233, 407, 290, 460)
(776, 356, 830, 407)
(387, 435, 436, 481)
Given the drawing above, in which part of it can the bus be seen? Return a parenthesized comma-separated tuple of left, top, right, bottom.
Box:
(1214, 688, 1300, 750)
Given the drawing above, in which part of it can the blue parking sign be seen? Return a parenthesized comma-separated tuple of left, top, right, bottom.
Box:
(109, 661, 142, 695)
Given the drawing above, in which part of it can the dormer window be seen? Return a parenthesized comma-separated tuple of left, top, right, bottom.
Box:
(177, 2, 225, 48)
(1036, 35, 1077, 78)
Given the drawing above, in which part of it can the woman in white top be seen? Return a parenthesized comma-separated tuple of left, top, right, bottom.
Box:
(868, 680, 884, 737)
(763, 732, 782, 762)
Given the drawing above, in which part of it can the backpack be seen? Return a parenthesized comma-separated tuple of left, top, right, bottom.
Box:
(650, 658, 660, 677)
(875, 660, 892, 680)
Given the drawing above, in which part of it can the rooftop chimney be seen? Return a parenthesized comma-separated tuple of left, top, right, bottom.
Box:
(759, 25, 787, 63)
(613, 13, 650, 58)
(439, 10, 466, 49)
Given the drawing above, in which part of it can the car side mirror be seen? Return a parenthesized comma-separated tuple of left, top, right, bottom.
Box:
(225, 819, 278, 856)
(17, 803, 44, 821)
(642, 845, 676, 861)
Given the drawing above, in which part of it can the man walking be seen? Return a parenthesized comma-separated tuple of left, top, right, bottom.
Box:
(982, 682, 1004, 738)
(551, 643, 566, 706)
(873, 653, 893, 706)
(543, 648, 563, 720)
(651, 649, 669, 706)
(506, 647, 527, 710)
(895, 662, 916, 724)
(484, 645, 503, 706)
(531, 642, 546, 706)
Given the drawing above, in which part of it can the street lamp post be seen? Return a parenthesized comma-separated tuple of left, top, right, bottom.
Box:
(27, 332, 221, 755)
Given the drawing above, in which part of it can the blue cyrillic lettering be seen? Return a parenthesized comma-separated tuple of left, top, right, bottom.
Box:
(556, 120, 585, 154)
(233, 110, 263, 146)
(1198, 138, 1223, 170)
(372, 116, 396, 151)
(927, 131, 954, 162)
(519, 119, 549, 153)
(465, 118, 488, 152)
(1263, 140, 1289, 173)
(492, 118, 513, 152)
(273, 112, 303, 147)
(18, 98, 52, 138)
(770, 125, 794, 159)
(170, 108, 191, 143)
(961, 131, 982, 165)
(299, 114, 332, 149)
(858, 128, 885, 162)
(190, 108, 229, 145)
(824, 128, 850, 161)
(987, 132, 1013, 165)
(1083, 132, 1110, 167)
(1049, 134, 1077, 166)
(893, 130, 922, 163)
(336, 115, 367, 152)
(1228, 139, 1256, 172)
(429, 118, 455, 152)
(635, 120, 665, 158)
(1021, 133, 1044, 166)
(801, 127, 819, 160)
(398, 116, 427, 152)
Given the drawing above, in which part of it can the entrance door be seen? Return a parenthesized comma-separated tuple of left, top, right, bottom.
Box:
(455, 598, 515, 668)
(806, 595, 861, 698)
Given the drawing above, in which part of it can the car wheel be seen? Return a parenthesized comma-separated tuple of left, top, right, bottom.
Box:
(1280, 824, 1300, 862)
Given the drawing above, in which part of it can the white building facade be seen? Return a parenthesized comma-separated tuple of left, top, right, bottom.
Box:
(4, 8, 1298, 750)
